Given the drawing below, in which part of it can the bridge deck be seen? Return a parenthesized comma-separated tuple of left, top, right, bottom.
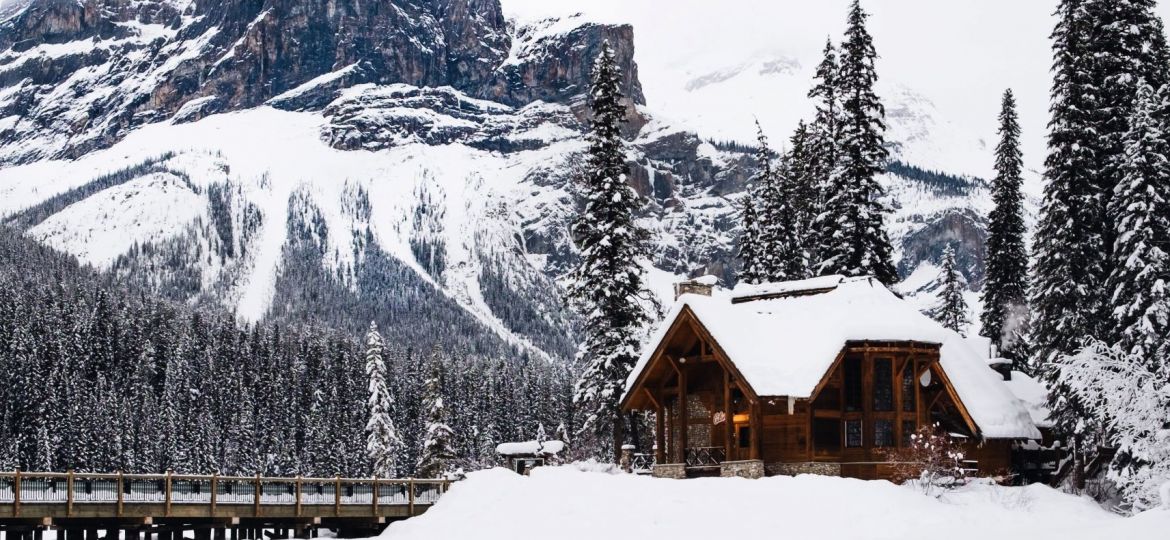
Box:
(0, 472, 450, 538)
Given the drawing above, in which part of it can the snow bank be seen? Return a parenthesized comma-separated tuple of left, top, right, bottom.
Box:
(383, 468, 1167, 540)
(495, 440, 565, 456)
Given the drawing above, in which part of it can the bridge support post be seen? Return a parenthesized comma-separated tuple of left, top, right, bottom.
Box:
(214, 527, 225, 540)
(125, 528, 141, 540)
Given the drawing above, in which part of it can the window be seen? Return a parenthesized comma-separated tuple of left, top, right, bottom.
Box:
(845, 419, 863, 448)
(902, 361, 917, 412)
(902, 420, 917, 447)
(844, 356, 863, 412)
(813, 418, 841, 453)
(874, 420, 894, 448)
(873, 358, 893, 412)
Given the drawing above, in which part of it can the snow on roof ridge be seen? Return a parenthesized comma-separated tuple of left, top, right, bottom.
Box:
(729, 274, 846, 301)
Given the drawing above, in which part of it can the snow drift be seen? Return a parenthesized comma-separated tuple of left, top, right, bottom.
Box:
(384, 467, 1169, 540)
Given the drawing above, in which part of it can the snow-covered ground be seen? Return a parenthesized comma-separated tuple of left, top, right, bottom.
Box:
(384, 467, 1168, 540)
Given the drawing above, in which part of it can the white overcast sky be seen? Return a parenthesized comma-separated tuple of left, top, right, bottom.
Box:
(502, 0, 1170, 176)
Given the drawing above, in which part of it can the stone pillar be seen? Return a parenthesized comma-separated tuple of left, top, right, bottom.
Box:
(719, 459, 764, 479)
(650, 463, 687, 479)
(619, 445, 635, 473)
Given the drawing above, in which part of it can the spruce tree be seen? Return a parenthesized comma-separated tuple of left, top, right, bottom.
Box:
(980, 89, 1030, 364)
(364, 322, 403, 477)
(929, 245, 970, 336)
(808, 38, 842, 199)
(1084, 0, 1169, 266)
(749, 121, 800, 283)
(416, 351, 456, 478)
(817, 1, 897, 284)
(807, 39, 842, 269)
(737, 185, 764, 285)
(1105, 84, 1170, 363)
(1033, 0, 1107, 490)
(785, 121, 819, 278)
(568, 42, 653, 460)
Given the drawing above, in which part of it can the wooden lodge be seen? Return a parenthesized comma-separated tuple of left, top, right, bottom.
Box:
(620, 275, 1041, 480)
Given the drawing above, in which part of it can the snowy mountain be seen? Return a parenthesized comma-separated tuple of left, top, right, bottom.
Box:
(0, 0, 1023, 359)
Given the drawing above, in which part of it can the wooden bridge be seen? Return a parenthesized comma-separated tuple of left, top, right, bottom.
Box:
(0, 471, 451, 540)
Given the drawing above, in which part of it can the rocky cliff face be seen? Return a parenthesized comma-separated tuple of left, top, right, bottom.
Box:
(0, 0, 641, 164)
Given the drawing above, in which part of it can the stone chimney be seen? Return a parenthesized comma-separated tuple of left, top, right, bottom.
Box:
(673, 275, 718, 300)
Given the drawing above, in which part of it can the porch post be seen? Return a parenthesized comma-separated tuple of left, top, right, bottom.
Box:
(723, 369, 732, 461)
(655, 400, 666, 465)
(677, 366, 688, 464)
(750, 400, 761, 461)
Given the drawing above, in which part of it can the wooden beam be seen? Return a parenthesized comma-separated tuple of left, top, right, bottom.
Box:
(677, 366, 688, 464)
(928, 361, 981, 438)
(14, 469, 21, 518)
(723, 369, 732, 462)
(655, 400, 666, 465)
(749, 400, 761, 461)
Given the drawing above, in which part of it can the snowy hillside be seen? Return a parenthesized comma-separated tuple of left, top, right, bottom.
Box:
(0, 0, 1052, 355)
(385, 467, 1170, 540)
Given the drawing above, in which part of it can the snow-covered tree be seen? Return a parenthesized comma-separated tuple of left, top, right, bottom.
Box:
(981, 89, 1030, 364)
(569, 42, 654, 460)
(785, 120, 820, 277)
(737, 141, 766, 285)
(1032, 0, 1109, 489)
(816, 1, 897, 284)
(807, 38, 842, 210)
(1054, 339, 1170, 511)
(929, 245, 970, 336)
(748, 121, 803, 283)
(416, 351, 457, 478)
(365, 322, 403, 477)
(1104, 84, 1170, 364)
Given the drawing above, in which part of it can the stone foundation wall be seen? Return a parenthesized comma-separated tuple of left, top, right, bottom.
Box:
(720, 460, 765, 479)
(651, 463, 687, 479)
(766, 462, 842, 477)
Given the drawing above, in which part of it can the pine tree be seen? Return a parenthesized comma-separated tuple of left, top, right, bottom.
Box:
(416, 351, 456, 478)
(1083, 0, 1169, 269)
(807, 39, 842, 269)
(737, 187, 764, 285)
(980, 89, 1030, 364)
(1105, 84, 1170, 363)
(568, 42, 654, 460)
(816, 1, 897, 284)
(786, 120, 820, 276)
(749, 122, 797, 283)
(929, 245, 970, 336)
(364, 322, 403, 477)
(1033, 0, 1109, 490)
(808, 38, 842, 199)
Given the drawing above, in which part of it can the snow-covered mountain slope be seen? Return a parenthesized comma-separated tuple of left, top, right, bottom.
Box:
(0, 0, 1043, 357)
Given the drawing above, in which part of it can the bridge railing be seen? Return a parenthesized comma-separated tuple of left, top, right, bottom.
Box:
(0, 471, 451, 511)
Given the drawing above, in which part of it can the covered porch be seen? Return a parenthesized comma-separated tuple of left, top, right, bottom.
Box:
(622, 309, 764, 478)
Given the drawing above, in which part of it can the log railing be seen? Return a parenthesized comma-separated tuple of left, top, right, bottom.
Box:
(0, 471, 450, 516)
(684, 447, 726, 467)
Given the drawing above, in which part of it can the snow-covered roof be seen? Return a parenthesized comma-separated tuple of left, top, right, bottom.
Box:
(729, 274, 845, 301)
(1002, 371, 1054, 429)
(495, 440, 566, 457)
(626, 276, 1040, 440)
